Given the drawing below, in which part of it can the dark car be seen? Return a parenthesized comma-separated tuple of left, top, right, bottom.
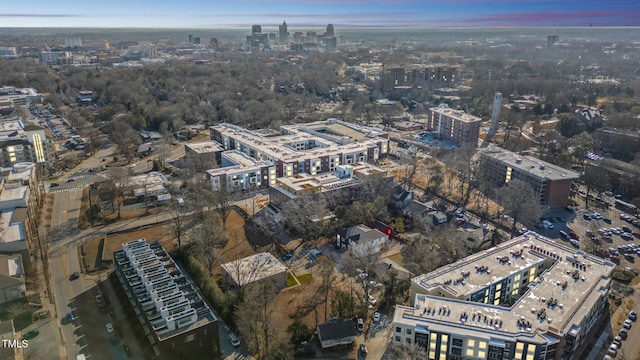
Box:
(583, 214, 591, 220)
(359, 344, 368, 356)
(281, 253, 292, 261)
(50, 182, 60, 187)
(23, 329, 39, 340)
(603, 218, 612, 224)
(69, 271, 80, 281)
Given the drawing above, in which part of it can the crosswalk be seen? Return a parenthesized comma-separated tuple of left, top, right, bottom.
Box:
(48, 186, 84, 194)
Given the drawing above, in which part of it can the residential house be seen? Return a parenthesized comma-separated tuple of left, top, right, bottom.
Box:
(336, 224, 388, 258)
(317, 319, 357, 349)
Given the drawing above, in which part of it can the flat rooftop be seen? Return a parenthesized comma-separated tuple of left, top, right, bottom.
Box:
(212, 119, 388, 163)
(185, 141, 223, 154)
(430, 105, 482, 123)
(114, 240, 217, 342)
(206, 150, 272, 177)
(0, 209, 26, 244)
(481, 147, 580, 181)
(402, 233, 614, 342)
(221, 252, 287, 287)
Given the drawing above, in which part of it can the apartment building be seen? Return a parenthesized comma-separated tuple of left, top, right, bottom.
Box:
(479, 147, 580, 208)
(381, 64, 463, 92)
(113, 239, 219, 360)
(210, 119, 389, 179)
(426, 104, 482, 145)
(393, 233, 614, 360)
(206, 150, 276, 192)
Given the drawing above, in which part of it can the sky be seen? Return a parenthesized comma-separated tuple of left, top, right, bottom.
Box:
(1, 0, 640, 29)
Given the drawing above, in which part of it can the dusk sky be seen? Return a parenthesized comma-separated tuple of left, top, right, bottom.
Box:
(1, 0, 639, 29)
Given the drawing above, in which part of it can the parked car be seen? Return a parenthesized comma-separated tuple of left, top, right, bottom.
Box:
(23, 329, 39, 340)
(359, 344, 368, 356)
(106, 323, 114, 334)
(69, 272, 80, 281)
(559, 231, 568, 239)
(620, 327, 628, 339)
(356, 318, 364, 331)
(50, 182, 60, 187)
(373, 312, 381, 322)
(65, 312, 75, 323)
(623, 319, 632, 329)
(630, 311, 637, 321)
(368, 295, 377, 305)
(227, 332, 241, 347)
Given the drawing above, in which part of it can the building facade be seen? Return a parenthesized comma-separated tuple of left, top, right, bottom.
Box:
(393, 233, 614, 360)
(426, 104, 482, 145)
(210, 119, 389, 179)
(381, 64, 464, 92)
(479, 147, 580, 208)
(113, 240, 219, 360)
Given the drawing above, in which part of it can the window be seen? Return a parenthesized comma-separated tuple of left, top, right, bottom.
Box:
(406, 329, 412, 335)
(396, 327, 401, 333)
(185, 334, 195, 342)
(468, 339, 475, 347)
(395, 336, 401, 342)
(406, 338, 411, 344)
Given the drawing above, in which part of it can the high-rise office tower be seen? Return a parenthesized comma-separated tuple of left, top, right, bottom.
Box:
(326, 24, 334, 38)
(252, 25, 262, 35)
(489, 92, 502, 135)
(279, 21, 288, 44)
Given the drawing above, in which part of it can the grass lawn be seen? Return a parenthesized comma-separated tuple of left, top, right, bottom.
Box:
(286, 272, 298, 287)
(297, 273, 313, 284)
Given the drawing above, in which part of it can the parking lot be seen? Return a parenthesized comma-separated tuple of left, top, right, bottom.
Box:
(534, 197, 640, 271)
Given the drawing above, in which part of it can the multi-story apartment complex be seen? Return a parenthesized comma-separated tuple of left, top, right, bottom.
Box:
(479, 147, 580, 208)
(268, 162, 390, 206)
(393, 233, 614, 360)
(210, 119, 389, 179)
(206, 150, 276, 192)
(113, 239, 219, 360)
(594, 127, 640, 160)
(426, 104, 482, 145)
(0, 120, 51, 167)
(381, 63, 463, 92)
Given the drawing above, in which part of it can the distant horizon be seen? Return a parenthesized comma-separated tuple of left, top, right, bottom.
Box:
(1, 0, 639, 29)
(1, 25, 639, 30)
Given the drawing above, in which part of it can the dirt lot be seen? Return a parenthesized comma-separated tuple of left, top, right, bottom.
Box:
(81, 225, 174, 272)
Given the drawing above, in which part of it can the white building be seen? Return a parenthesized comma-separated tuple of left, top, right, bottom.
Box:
(221, 252, 287, 289)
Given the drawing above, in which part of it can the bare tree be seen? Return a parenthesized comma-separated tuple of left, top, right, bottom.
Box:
(317, 256, 336, 322)
(498, 179, 542, 234)
(583, 162, 610, 207)
(280, 194, 330, 243)
(397, 153, 420, 192)
(190, 216, 228, 275)
(170, 198, 187, 250)
(386, 342, 428, 360)
(452, 144, 481, 207)
(212, 182, 237, 229)
(236, 281, 278, 358)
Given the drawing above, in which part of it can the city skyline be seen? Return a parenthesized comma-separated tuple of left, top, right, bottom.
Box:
(1, 0, 639, 29)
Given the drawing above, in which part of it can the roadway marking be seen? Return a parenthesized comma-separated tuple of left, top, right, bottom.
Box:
(61, 251, 73, 298)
